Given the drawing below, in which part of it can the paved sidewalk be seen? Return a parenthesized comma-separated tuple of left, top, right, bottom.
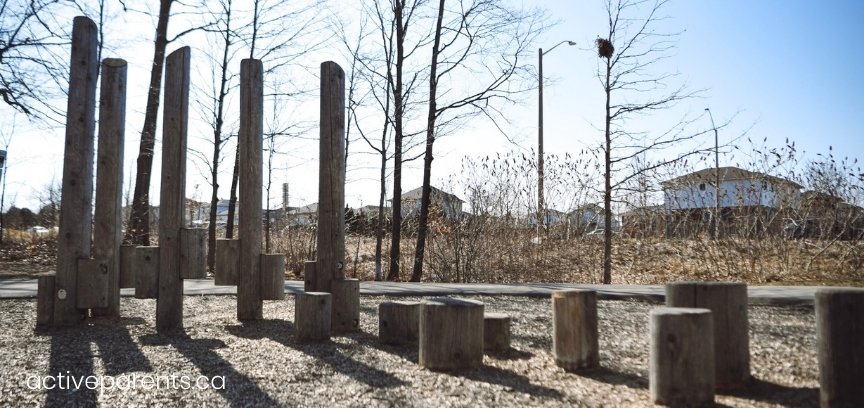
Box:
(0, 278, 829, 305)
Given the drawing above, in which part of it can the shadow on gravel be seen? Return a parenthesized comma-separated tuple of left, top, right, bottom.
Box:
(459, 365, 565, 400)
(719, 377, 819, 407)
(225, 319, 409, 389)
(140, 330, 281, 408)
(578, 366, 648, 390)
(484, 348, 533, 361)
(39, 320, 153, 408)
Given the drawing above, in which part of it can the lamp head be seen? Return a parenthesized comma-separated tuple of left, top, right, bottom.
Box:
(566, 41, 576, 46)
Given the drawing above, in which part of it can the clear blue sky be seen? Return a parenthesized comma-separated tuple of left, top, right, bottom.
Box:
(3, 0, 863, 211)
(529, 0, 864, 172)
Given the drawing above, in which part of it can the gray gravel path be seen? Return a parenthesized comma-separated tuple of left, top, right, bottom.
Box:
(0, 295, 818, 407)
(0, 278, 829, 305)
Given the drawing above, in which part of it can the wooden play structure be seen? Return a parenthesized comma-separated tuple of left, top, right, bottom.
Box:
(33, 16, 864, 407)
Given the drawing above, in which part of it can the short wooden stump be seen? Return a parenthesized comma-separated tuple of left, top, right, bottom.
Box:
(552, 289, 599, 370)
(379, 301, 420, 345)
(650, 307, 715, 407)
(295, 292, 331, 342)
(332, 278, 360, 333)
(419, 297, 484, 371)
(666, 281, 749, 389)
(484, 313, 511, 352)
(816, 288, 864, 408)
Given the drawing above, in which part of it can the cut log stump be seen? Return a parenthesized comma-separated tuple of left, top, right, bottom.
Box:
(419, 297, 484, 371)
(260, 254, 286, 300)
(378, 301, 420, 345)
(484, 313, 511, 352)
(36, 275, 56, 327)
(552, 289, 599, 370)
(650, 307, 715, 407)
(816, 288, 864, 408)
(179, 228, 207, 279)
(666, 281, 749, 389)
(214, 239, 239, 286)
(332, 278, 359, 333)
(133, 246, 159, 299)
(295, 292, 331, 342)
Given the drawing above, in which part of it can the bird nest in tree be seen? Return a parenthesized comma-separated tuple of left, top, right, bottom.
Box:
(596, 38, 614, 58)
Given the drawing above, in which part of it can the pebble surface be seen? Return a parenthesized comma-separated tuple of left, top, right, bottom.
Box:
(0, 295, 818, 407)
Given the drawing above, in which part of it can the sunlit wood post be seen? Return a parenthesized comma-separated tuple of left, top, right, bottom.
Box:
(156, 46, 191, 332)
(50, 16, 98, 326)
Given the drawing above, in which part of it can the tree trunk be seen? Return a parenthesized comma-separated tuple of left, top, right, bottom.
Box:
(207, 1, 233, 272)
(410, 0, 445, 283)
(602, 59, 613, 285)
(226, 147, 239, 238)
(126, 0, 173, 246)
(386, 0, 406, 282)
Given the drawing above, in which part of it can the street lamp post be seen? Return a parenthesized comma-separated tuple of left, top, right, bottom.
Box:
(705, 108, 720, 240)
(538, 40, 575, 232)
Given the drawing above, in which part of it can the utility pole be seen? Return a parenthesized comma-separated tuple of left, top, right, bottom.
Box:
(538, 40, 575, 234)
(705, 108, 720, 240)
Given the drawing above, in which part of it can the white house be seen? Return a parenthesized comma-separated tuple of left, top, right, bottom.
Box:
(662, 167, 802, 211)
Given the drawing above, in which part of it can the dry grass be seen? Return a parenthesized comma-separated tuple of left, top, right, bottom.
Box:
(0, 227, 860, 286)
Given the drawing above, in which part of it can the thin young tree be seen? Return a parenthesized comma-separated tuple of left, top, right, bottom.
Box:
(595, 0, 708, 284)
(410, 0, 548, 281)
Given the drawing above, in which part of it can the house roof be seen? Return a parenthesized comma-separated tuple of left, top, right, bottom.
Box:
(661, 166, 803, 189)
(290, 203, 318, 214)
(399, 186, 464, 203)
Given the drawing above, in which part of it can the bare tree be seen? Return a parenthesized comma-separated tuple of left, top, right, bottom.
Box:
(410, 0, 548, 281)
(222, 0, 327, 239)
(0, 0, 79, 122)
(595, 0, 708, 284)
(188, 0, 238, 271)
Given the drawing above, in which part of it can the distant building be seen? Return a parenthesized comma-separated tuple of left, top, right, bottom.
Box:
(288, 203, 318, 227)
(393, 186, 464, 221)
(661, 166, 803, 236)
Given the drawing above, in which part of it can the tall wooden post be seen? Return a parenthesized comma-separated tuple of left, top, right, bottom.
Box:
(156, 47, 191, 331)
(310, 61, 346, 293)
(52, 17, 98, 326)
(237, 59, 263, 321)
(90, 58, 127, 318)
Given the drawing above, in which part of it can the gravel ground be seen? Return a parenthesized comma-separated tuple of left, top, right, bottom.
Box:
(0, 295, 818, 407)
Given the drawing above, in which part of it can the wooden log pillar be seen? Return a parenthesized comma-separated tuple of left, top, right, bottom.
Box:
(310, 61, 346, 294)
(133, 246, 159, 299)
(156, 46, 191, 332)
(76, 259, 108, 309)
(237, 59, 264, 321)
(37, 276, 56, 327)
(119, 245, 135, 289)
(260, 254, 286, 300)
(179, 228, 207, 279)
(295, 292, 332, 341)
(51, 16, 98, 326)
(90, 58, 126, 318)
(303, 261, 316, 291)
(419, 298, 484, 371)
(650, 307, 715, 407)
(378, 301, 420, 345)
(552, 289, 599, 370)
(666, 281, 750, 389)
(816, 288, 864, 408)
(331, 279, 359, 333)
(484, 313, 511, 352)
(215, 239, 239, 285)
